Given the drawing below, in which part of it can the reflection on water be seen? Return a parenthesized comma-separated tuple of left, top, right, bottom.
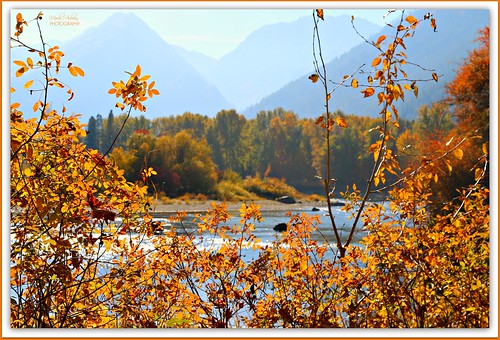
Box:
(158, 205, 368, 249)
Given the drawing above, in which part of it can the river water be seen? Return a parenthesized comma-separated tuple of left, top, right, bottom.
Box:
(156, 204, 369, 255)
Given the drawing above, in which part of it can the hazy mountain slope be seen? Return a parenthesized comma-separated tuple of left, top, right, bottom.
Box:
(11, 12, 230, 121)
(208, 15, 381, 110)
(245, 9, 490, 119)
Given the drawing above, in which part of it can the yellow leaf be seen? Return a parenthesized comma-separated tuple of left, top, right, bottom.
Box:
(453, 148, 463, 160)
(482, 143, 488, 155)
(24, 80, 34, 89)
(23, 167, 33, 177)
(11, 102, 20, 110)
(13, 60, 26, 67)
(10, 87, 15, 93)
(474, 168, 482, 181)
(372, 56, 382, 67)
(351, 78, 358, 88)
(445, 159, 452, 172)
(336, 116, 348, 128)
(432, 72, 438, 82)
(326, 93, 331, 101)
(27, 57, 33, 68)
(308, 74, 319, 83)
(367, 75, 373, 84)
(377, 92, 384, 105)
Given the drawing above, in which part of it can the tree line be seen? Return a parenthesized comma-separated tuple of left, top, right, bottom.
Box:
(84, 108, 421, 197)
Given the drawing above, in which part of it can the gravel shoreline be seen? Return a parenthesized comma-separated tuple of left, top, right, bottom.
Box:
(150, 199, 329, 215)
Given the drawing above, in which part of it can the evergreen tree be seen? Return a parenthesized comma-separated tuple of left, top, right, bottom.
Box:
(85, 115, 100, 150)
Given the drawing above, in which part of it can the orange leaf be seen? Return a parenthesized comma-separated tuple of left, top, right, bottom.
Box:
(33, 100, 42, 112)
(432, 72, 438, 82)
(405, 15, 417, 25)
(351, 78, 358, 88)
(316, 9, 324, 20)
(431, 18, 437, 31)
(68, 66, 77, 77)
(13, 60, 26, 67)
(372, 57, 382, 67)
(74, 66, 85, 76)
(361, 87, 375, 98)
(376, 35, 386, 46)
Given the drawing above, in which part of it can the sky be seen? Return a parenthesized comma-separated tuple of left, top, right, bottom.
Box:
(7, 4, 396, 59)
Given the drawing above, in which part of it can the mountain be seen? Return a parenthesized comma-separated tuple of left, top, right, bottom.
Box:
(207, 15, 382, 110)
(172, 45, 218, 83)
(11, 12, 230, 121)
(245, 9, 490, 120)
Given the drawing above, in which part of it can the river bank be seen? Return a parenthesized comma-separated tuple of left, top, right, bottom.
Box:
(150, 198, 330, 215)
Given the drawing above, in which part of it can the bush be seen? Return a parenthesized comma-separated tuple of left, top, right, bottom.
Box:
(242, 176, 301, 200)
(214, 180, 258, 201)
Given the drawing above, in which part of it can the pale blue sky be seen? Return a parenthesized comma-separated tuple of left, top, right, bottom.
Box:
(7, 2, 496, 59)
(9, 6, 394, 59)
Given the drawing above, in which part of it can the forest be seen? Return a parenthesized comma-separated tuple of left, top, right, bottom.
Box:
(9, 9, 490, 329)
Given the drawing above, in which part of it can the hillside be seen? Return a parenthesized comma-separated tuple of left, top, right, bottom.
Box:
(245, 9, 490, 120)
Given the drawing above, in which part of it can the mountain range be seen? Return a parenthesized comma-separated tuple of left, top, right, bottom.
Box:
(245, 9, 490, 119)
(10, 9, 490, 122)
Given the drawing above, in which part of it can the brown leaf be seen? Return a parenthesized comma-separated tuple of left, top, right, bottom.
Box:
(308, 74, 320, 83)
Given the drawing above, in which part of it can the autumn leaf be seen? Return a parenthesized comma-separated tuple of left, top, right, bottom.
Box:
(453, 148, 464, 160)
(351, 78, 358, 88)
(361, 87, 375, 98)
(336, 116, 348, 128)
(474, 168, 483, 181)
(32, 100, 42, 112)
(431, 18, 437, 31)
(432, 72, 439, 82)
(372, 57, 382, 67)
(316, 9, 324, 20)
(405, 15, 418, 25)
(24, 80, 34, 89)
(376, 35, 386, 47)
(308, 74, 320, 83)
